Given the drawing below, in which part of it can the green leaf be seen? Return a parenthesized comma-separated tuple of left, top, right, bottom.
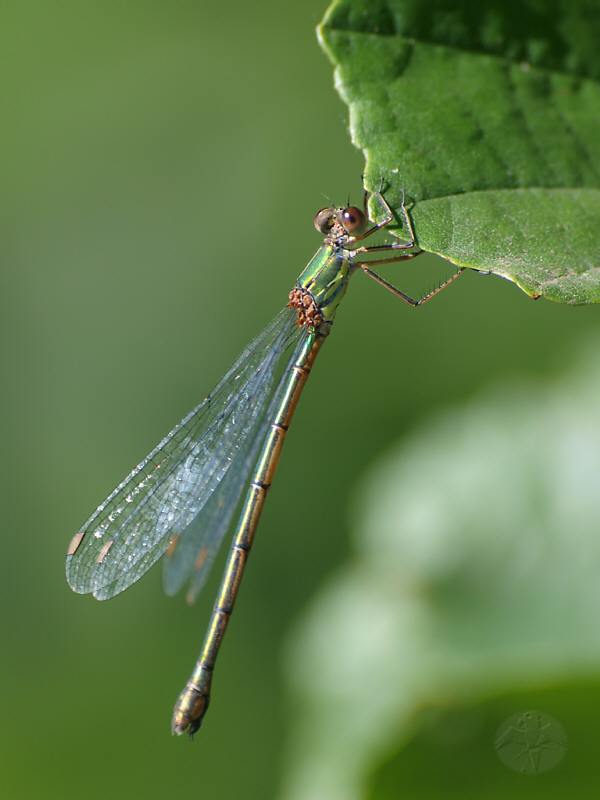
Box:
(318, 0, 600, 304)
(281, 333, 600, 800)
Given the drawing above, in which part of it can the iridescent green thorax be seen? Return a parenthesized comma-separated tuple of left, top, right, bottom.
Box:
(288, 240, 353, 328)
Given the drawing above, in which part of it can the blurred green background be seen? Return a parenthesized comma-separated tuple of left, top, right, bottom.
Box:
(3, 2, 600, 798)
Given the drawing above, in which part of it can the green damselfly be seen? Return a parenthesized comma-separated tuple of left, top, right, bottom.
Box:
(66, 184, 462, 736)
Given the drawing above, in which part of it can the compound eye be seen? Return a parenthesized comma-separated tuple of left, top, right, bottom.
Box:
(314, 207, 336, 234)
(341, 206, 367, 234)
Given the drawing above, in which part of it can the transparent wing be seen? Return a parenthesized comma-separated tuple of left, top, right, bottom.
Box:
(66, 307, 301, 600)
(162, 327, 313, 604)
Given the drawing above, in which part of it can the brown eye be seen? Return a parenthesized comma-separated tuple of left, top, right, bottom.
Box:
(341, 206, 367, 234)
(314, 207, 336, 234)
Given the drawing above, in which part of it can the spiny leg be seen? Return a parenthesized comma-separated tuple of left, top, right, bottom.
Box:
(354, 183, 464, 306)
(359, 261, 464, 307)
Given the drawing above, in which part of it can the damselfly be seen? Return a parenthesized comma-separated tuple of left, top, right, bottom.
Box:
(65, 184, 462, 737)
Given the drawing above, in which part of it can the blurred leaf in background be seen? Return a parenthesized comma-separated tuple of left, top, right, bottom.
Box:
(281, 334, 600, 800)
